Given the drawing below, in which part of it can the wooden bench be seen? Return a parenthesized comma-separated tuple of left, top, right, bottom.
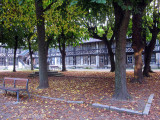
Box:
(0, 77, 30, 102)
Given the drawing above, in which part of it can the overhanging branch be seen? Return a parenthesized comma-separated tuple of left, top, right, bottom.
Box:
(43, 0, 57, 12)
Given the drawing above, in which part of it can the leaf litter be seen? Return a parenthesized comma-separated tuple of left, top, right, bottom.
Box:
(0, 71, 159, 120)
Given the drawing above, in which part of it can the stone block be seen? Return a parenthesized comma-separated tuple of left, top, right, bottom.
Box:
(92, 103, 110, 110)
(143, 103, 151, 115)
(147, 94, 154, 104)
(67, 101, 84, 104)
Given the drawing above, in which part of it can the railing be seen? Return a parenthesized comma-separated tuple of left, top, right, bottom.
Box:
(66, 48, 108, 56)
(48, 45, 160, 57)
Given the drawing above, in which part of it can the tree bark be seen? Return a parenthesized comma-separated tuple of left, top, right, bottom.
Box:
(60, 43, 66, 71)
(131, 0, 152, 83)
(143, 29, 159, 76)
(131, 11, 144, 83)
(105, 39, 115, 72)
(58, 28, 67, 71)
(13, 36, 18, 72)
(35, 0, 49, 89)
(28, 38, 33, 70)
(112, 2, 131, 100)
(58, 36, 66, 71)
(143, 9, 160, 76)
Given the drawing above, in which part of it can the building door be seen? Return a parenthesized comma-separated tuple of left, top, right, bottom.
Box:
(99, 55, 104, 68)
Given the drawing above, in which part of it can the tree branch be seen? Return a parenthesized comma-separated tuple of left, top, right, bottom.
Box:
(43, 0, 57, 12)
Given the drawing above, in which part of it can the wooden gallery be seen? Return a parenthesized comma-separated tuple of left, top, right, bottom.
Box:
(0, 38, 160, 70)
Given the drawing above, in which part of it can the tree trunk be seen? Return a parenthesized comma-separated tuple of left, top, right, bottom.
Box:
(143, 30, 158, 76)
(143, 8, 160, 76)
(112, 2, 131, 100)
(133, 50, 143, 83)
(28, 39, 34, 70)
(61, 44, 66, 71)
(131, 0, 152, 82)
(143, 47, 152, 77)
(59, 41, 66, 71)
(35, 0, 49, 89)
(58, 28, 67, 72)
(13, 36, 18, 72)
(106, 41, 115, 72)
(131, 11, 144, 83)
(109, 51, 115, 72)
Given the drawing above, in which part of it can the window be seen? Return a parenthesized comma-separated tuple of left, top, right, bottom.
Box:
(91, 56, 96, 65)
(68, 46, 73, 51)
(76, 45, 82, 51)
(76, 56, 81, 65)
(66, 57, 73, 65)
(82, 44, 87, 50)
(52, 57, 55, 65)
(57, 57, 61, 65)
(91, 43, 96, 49)
(83, 44, 91, 50)
(99, 42, 105, 49)
(69, 57, 73, 65)
(8, 49, 13, 53)
(127, 55, 133, 64)
(1, 47, 5, 53)
(0, 47, 2, 53)
(83, 56, 88, 65)
(150, 54, 156, 64)
(65, 57, 69, 65)
(0, 58, 5, 65)
(8, 58, 13, 65)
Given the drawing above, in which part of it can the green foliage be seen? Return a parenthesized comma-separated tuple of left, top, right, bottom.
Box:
(79, 0, 114, 41)
(0, 0, 36, 31)
(91, 0, 106, 4)
(44, 0, 89, 48)
(127, 20, 132, 37)
(142, 0, 160, 42)
(0, 0, 37, 50)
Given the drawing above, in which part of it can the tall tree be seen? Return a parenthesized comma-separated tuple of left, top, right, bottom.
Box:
(112, 1, 131, 100)
(1, 0, 52, 88)
(79, 0, 116, 72)
(81, 0, 132, 100)
(131, 0, 152, 83)
(0, 1, 26, 72)
(45, 0, 89, 71)
(35, 0, 49, 88)
(143, 0, 160, 77)
(26, 32, 35, 70)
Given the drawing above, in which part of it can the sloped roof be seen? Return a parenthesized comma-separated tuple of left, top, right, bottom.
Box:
(19, 50, 29, 57)
(82, 38, 102, 43)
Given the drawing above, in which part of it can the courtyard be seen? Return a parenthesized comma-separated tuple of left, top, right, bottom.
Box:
(0, 70, 159, 119)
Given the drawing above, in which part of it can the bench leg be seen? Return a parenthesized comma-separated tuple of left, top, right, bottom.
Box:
(17, 91, 19, 102)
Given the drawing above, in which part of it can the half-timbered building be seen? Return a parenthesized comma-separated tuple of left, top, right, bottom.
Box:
(0, 38, 160, 70)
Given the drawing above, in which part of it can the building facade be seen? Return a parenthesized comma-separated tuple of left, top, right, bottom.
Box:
(0, 38, 160, 70)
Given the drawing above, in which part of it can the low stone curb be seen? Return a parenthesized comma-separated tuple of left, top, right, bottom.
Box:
(32, 94, 84, 104)
(92, 94, 154, 115)
(34, 94, 66, 102)
(92, 103, 143, 115)
(3, 92, 154, 115)
(143, 94, 154, 115)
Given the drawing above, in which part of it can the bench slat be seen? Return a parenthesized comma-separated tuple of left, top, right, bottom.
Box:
(2, 87, 26, 91)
